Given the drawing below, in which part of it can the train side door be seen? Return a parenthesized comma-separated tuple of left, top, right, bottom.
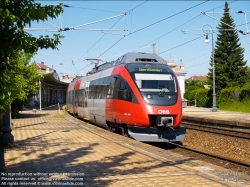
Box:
(116, 77, 132, 124)
(84, 81, 90, 120)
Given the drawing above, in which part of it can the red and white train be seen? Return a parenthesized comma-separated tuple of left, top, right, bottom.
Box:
(66, 52, 186, 142)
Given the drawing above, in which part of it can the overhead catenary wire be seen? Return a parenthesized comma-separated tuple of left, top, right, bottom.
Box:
(33, 1, 219, 68)
(74, 15, 125, 66)
(25, 4, 128, 33)
(103, 44, 152, 61)
(74, 1, 148, 66)
(52, 0, 210, 74)
(70, 6, 124, 14)
(96, 0, 209, 59)
(158, 35, 205, 55)
(138, 14, 203, 55)
(158, 0, 247, 60)
(35, 0, 248, 76)
(186, 61, 209, 68)
(138, 0, 239, 56)
(128, 1, 209, 37)
(185, 52, 211, 64)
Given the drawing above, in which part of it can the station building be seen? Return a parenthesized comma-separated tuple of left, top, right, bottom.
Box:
(30, 62, 70, 108)
(166, 60, 187, 99)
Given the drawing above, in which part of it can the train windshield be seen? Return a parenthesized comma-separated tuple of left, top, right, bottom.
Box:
(134, 73, 178, 106)
(125, 63, 178, 106)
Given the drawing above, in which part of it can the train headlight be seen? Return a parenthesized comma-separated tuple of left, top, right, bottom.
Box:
(143, 95, 152, 102)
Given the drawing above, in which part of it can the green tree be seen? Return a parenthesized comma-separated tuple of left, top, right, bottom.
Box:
(207, 2, 248, 93)
(0, 52, 41, 114)
(184, 80, 210, 106)
(246, 67, 250, 80)
(0, 0, 63, 113)
(185, 80, 208, 98)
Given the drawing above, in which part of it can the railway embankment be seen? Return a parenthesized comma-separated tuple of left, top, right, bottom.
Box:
(181, 106, 250, 174)
(183, 129, 250, 163)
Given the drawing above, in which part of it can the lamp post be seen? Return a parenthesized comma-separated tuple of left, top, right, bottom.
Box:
(39, 79, 42, 111)
(0, 92, 14, 144)
(203, 24, 217, 112)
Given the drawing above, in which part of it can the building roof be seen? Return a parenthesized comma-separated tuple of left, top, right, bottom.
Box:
(36, 63, 52, 70)
(35, 62, 68, 87)
(187, 75, 208, 81)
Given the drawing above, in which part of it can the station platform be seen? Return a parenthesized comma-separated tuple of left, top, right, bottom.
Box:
(2, 106, 250, 187)
(183, 106, 250, 128)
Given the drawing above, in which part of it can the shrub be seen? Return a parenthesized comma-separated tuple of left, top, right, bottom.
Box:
(194, 88, 211, 107)
(240, 83, 250, 102)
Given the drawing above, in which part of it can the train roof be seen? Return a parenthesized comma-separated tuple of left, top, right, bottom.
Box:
(69, 52, 169, 84)
(92, 52, 167, 74)
(116, 52, 167, 64)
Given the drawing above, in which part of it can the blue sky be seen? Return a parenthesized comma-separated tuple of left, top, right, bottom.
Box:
(29, 1, 250, 79)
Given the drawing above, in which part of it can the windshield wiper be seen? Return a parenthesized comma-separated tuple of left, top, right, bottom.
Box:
(158, 88, 168, 96)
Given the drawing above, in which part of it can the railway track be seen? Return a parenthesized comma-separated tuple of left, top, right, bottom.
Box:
(66, 111, 250, 176)
(167, 142, 250, 176)
(181, 121, 250, 140)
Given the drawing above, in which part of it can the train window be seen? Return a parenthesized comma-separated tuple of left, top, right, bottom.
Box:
(78, 90, 81, 106)
(82, 89, 84, 107)
(75, 91, 77, 106)
(100, 83, 107, 99)
(83, 89, 87, 107)
(134, 73, 178, 106)
(107, 76, 117, 99)
(69, 91, 71, 104)
(69, 91, 72, 104)
(103, 77, 110, 98)
(89, 83, 95, 99)
(134, 73, 177, 92)
(80, 89, 83, 107)
(118, 78, 133, 102)
(96, 78, 104, 99)
(75, 90, 78, 106)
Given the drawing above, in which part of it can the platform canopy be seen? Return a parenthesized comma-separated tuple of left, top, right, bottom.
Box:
(42, 72, 69, 87)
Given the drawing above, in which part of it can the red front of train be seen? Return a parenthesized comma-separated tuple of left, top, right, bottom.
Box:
(67, 52, 186, 142)
(106, 61, 185, 142)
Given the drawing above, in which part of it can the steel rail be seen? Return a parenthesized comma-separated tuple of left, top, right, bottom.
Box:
(182, 119, 250, 131)
(182, 122, 250, 140)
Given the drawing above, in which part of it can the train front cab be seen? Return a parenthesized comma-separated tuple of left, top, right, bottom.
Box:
(109, 63, 186, 142)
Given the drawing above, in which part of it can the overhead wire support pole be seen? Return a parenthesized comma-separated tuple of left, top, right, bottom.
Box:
(209, 27, 217, 112)
(203, 24, 217, 112)
(236, 10, 249, 33)
(181, 24, 218, 112)
(39, 78, 42, 111)
(24, 3, 129, 33)
(201, 12, 248, 35)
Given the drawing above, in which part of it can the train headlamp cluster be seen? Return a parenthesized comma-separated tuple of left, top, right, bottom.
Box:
(156, 116, 174, 127)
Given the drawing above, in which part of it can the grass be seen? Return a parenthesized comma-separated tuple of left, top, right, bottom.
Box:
(218, 101, 250, 113)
